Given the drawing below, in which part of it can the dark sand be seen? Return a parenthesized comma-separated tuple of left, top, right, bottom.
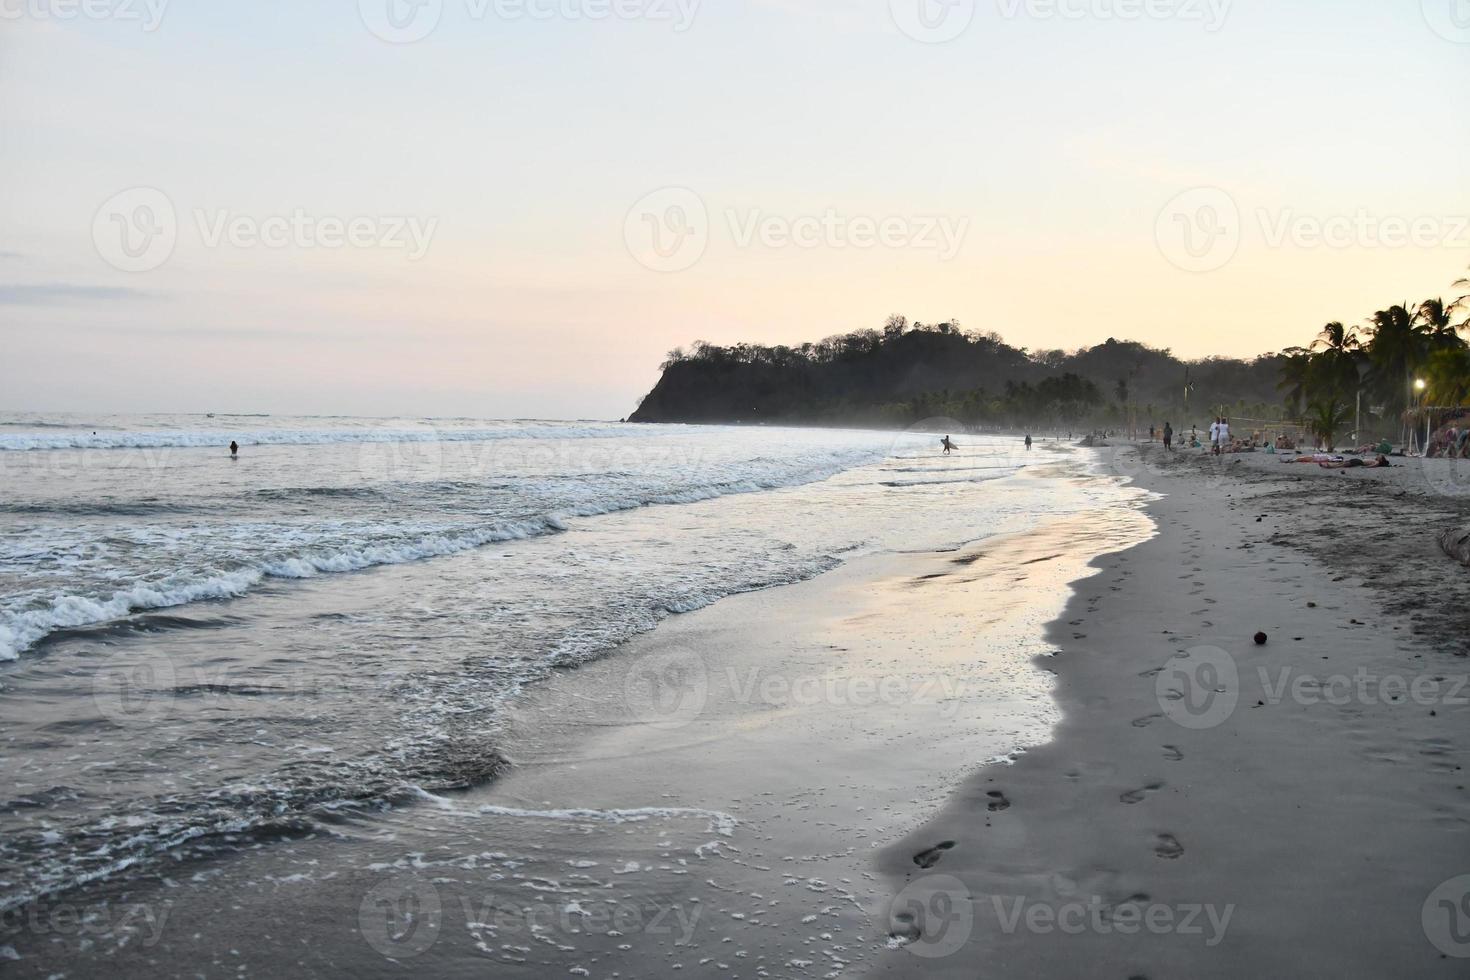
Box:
(871, 444, 1470, 977)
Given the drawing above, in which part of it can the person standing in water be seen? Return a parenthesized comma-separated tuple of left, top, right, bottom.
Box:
(229, 440, 239, 458)
(1024, 434, 1033, 451)
(941, 436, 956, 455)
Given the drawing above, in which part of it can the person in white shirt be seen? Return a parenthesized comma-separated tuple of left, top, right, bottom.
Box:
(1218, 417, 1231, 451)
(1208, 419, 1220, 453)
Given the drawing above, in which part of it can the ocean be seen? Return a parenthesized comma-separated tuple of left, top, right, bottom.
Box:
(0, 414, 1137, 932)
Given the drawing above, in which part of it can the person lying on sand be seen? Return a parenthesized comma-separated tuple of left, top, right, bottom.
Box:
(1319, 455, 1392, 469)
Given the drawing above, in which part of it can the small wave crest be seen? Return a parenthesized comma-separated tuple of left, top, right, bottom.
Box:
(0, 521, 552, 660)
(0, 450, 878, 660)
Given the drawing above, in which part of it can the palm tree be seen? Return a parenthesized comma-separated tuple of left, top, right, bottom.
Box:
(1362, 303, 1429, 424)
(1277, 348, 1312, 419)
(1425, 347, 1470, 408)
(1308, 397, 1353, 451)
(1452, 265, 1470, 330)
(1308, 321, 1362, 407)
(1420, 298, 1466, 352)
(1312, 320, 1360, 356)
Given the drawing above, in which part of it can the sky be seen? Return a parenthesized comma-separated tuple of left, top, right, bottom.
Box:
(1, 0, 1467, 419)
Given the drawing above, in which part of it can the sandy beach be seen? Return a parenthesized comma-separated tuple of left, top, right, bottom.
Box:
(872, 443, 1470, 977)
(6, 443, 1470, 977)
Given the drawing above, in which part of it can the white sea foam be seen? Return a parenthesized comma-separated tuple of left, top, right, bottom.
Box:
(0, 447, 883, 659)
(476, 805, 737, 838)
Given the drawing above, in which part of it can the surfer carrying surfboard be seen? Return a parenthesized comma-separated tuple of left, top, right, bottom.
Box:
(941, 436, 956, 455)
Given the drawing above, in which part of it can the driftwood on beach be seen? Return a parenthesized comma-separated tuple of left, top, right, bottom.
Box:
(1442, 524, 1470, 567)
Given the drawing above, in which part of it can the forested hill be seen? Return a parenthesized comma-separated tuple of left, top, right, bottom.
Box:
(629, 318, 1288, 429)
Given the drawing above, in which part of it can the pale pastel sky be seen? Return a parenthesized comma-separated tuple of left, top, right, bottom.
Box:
(2, 0, 1467, 418)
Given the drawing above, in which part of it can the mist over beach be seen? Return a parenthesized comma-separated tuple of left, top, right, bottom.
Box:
(3, 1, 1470, 977)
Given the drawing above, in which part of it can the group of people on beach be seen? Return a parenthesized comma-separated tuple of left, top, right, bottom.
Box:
(1428, 423, 1470, 459)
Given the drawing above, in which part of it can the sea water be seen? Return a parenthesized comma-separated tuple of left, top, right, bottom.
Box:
(0, 415, 1123, 912)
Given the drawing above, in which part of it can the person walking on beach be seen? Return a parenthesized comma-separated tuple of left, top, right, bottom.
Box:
(1217, 416, 1231, 453)
(941, 436, 956, 455)
(1163, 422, 1173, 451)
(229, 440, 239, 458)
(1024, 434, 1033, 451)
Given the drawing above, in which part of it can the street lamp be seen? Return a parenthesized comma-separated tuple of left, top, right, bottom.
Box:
(1415, 379, 1429, 455)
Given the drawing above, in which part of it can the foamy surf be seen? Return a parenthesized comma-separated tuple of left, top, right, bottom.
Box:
(0, 443, 891, 659)
(1, 417, 1086, 915)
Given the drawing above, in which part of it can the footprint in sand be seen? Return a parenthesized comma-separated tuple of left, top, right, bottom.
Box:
(986, 791, 1011, 812)
(1101, 893, 1153, 923)
(1120, 782, 1165, 805)
(1161, 745, 1184, 761)
(1154, 833, 1184, 859)
(889, 911, 921, 944)
(1131, 713, 1164, 728)
(913, 841, 956, 869)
